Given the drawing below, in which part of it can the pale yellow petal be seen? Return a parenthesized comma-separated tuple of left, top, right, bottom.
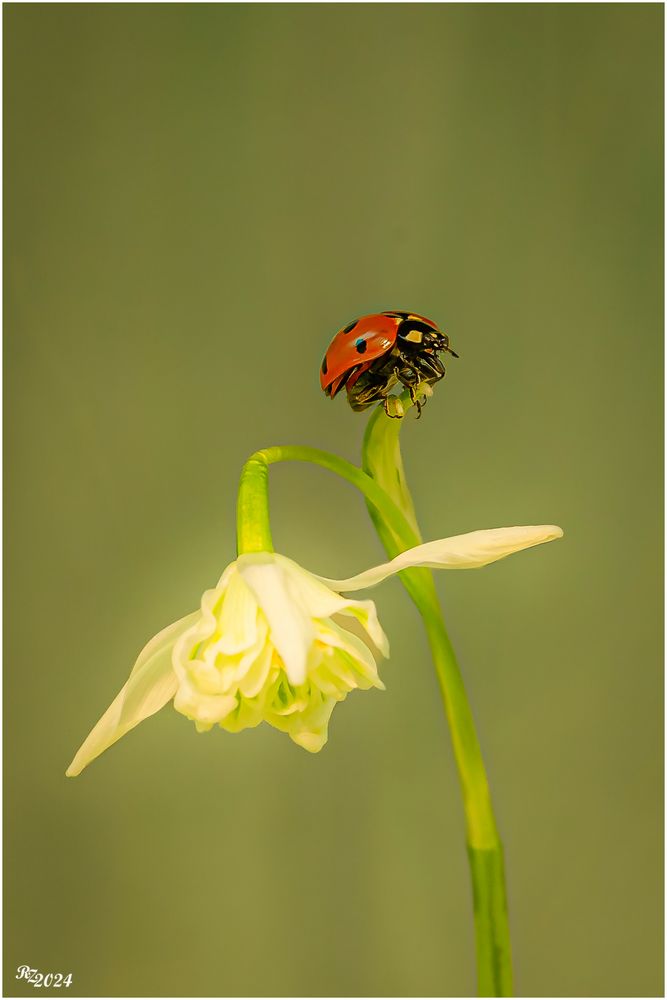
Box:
(237, 555, 313, 686)
(66, 611, 199, 777)
(318, 526, 564, 591)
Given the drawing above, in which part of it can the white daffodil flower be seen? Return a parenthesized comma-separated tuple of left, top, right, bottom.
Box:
(66, 525, 562, 776)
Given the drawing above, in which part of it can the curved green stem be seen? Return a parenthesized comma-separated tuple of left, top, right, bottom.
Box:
(236, 431, 513, 995)
(363, 395, 513, 997)
(237, 445, 419, 556)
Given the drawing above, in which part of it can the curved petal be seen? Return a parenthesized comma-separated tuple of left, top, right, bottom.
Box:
(265, 687, 337, 753)
(274, 554, 389, 655)
(237, 555, 313, 686)
(66, 611, 199, 777)
(173, 682, 237, 726)
(318, 525, 564, 591)
(335, 601, 389, 657)
(173, 588, 225, 663)
(237, 642, 273, 698)
(214, 570, 259, 655)
(314, 619, 384, 689)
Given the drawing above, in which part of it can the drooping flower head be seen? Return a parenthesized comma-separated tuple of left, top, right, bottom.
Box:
(172, 553, 387, 753)
(66, 525, 562, 776)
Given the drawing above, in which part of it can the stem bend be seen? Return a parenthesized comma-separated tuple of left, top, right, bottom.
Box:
(236, 445, 419, 556)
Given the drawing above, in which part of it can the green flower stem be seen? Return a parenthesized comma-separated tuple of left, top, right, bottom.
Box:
(236, 434, 513, 995)
(236, 446, 419, 556)
(237, 453, 275, 553)
(363, 397, 513, 998)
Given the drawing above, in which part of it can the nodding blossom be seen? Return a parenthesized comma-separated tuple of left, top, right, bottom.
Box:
(67, 525, 562, 775)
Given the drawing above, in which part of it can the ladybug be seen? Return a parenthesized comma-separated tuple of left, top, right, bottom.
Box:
(320, 310, 458, 417)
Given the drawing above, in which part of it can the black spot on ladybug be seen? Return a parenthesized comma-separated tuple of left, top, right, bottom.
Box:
(355, 338, 367, 354)
(343, 321, 358, 334)
(321, 356, 328, 375)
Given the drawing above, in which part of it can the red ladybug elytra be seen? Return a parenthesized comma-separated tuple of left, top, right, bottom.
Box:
(320, 310, 458, 418)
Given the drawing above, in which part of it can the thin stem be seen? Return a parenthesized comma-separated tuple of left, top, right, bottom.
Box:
(237, 445, 419, 555)
(236, 454, 274, 553)
(362, 396, 513, 997)
(236, 434, 514, 994)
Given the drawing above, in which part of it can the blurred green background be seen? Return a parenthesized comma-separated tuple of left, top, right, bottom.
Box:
(5, 4, 663, 997)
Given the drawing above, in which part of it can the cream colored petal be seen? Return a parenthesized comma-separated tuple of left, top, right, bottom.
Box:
(272, 554, 390, 655)
(264, 686, 337, 752)
(274, 554, 358, 614)
(186, 658, 229, 695)
(312, 650, 373, 697)
(219, 695, 265, 733)
(214, 562, 237, 590)
(173, 681, 237, 725)
(195, 720, 215, 733)
(193, 616, 268, 693)
(335, 601, 389, 657)
(317, 526, 564, 591)
(265, 671, 310, 716)
(225, 615, 270, 687)
(66, 611, 199, 777)
(236, 641, 274, 698)
(214, 569, 259, 655)
(237, 555, 313, 686)
(173, 587, 225, 664)
(286, 693, 338, 753)
(309, 662, 346, 697)
(314, 620, 384, 689)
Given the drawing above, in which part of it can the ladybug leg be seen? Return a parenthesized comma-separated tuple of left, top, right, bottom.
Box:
(407, 383, 423, 419)
(348, 358, 406, 417)
(347, 371, 395, 412)
(383, 396, 405, 419)
(414, 352, 446, 383)
(394, 360, 428, 416)
(399, 351, 447, 396)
